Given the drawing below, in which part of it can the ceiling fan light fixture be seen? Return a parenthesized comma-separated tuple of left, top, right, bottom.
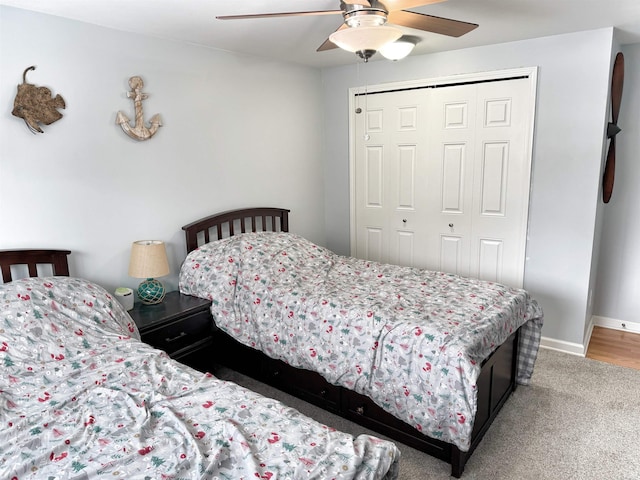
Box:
(379, 38, 417, 61)
(330, 25, 402, 56)
(343, 8, 388, 28)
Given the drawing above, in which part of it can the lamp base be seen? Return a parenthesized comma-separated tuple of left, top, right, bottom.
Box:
(137, 278, 166, 305)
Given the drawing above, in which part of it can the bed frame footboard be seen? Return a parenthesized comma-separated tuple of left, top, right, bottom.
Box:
(208, 326, 519, 478)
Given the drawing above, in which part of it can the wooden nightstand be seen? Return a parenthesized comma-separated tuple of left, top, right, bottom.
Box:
(129, 290, 215, 372)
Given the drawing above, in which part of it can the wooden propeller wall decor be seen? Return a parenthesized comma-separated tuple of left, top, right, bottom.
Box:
(217, 0, 478, 61)
(602, 52, 624, 204)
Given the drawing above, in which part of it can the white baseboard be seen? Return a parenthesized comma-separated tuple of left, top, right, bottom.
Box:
(592, 315, 640, 334)
(539, 316, 640, 358)
(539, 336, 586, 357)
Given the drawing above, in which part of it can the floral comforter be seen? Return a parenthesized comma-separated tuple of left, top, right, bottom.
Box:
(0, 276, 400, 479)
(180, 232, 544, 452)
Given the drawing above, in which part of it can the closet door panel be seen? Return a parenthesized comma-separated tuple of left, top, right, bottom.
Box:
(354, 90, 427, 267)
(469, 78, 532, 287)
(425, 84, 476, 276)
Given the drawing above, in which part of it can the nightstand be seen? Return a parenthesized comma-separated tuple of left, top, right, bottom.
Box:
(129, 290, 215, 372)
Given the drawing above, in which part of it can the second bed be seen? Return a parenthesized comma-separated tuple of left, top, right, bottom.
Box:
(179, 207, 544, 477)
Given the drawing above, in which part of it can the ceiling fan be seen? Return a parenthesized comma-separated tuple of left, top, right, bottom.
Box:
(602, 52, 624, 204)
(217, 0, 478, 61)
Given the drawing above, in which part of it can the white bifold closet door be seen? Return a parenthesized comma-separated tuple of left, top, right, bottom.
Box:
(352, 77, 533, 288)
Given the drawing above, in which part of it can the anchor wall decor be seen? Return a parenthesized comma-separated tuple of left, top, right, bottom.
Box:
(116, 76, 162, 141)
(12, 66, 66, 134)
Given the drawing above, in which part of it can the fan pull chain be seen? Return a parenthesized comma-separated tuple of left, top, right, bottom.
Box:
(355, 61, 361, 114)
(363, 65, 370, 141)
(363, 95, 370, 139)
(354, 62, 371, 141)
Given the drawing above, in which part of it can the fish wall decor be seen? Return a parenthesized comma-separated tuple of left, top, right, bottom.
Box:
(116, 76, 162, 141)
(12, 66, 66, 134)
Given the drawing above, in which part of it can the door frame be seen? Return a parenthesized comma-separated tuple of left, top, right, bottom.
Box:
(348, 67, 539, 283)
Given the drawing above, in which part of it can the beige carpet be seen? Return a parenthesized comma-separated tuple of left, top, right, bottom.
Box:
(214, 348, 640, 479)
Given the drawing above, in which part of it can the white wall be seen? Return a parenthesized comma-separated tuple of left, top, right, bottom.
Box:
(593, 42, 640, 327)
(321, 29, 614, 348)
(1, 6, 628, 350)
(0, 6, 326, 294)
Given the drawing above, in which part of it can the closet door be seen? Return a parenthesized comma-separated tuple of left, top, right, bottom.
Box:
(421, 83, 477, 278)
(352, 76, 534, 288)
(468, 78, 532, 285)
(353, 89, 429, 266)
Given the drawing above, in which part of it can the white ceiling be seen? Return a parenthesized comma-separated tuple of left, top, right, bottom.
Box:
(2, 0, 640, 68)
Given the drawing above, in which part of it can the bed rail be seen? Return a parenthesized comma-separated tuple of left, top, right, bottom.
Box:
(182, 207, 290, 253)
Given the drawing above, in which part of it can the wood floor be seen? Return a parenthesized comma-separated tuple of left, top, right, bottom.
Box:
(586, 326, 640, 370)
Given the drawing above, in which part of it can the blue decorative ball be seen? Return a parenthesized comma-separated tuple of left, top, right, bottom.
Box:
(137, 278, 166, 305)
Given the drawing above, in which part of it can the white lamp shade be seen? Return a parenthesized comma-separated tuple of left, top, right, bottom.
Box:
(128, 240, 170, 279)
(330, 25, 402, 53)
(379, 40, 416, 60)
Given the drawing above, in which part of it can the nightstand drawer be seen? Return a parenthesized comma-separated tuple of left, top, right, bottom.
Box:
(141, 310, 212, 355)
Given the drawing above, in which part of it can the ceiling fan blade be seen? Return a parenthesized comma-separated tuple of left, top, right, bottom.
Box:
(217, 10, 341, 20)
(382, 0, 448, 11)
(317, 24, 349, 52)
(603, 138, 616, 203)
(610, 52, 624, 124)
(388, 10, 477, 37)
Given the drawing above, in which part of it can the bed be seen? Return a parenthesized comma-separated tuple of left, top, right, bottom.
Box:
(0, 249, 400, 479)
(180, 207, 544, 478)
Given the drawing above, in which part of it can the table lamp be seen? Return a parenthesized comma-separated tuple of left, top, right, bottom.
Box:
(128, 240, 170, 305)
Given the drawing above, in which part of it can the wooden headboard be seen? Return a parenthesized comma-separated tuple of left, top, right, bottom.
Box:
(182, 207, 290, 253)
(0, 249, 71, 284)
